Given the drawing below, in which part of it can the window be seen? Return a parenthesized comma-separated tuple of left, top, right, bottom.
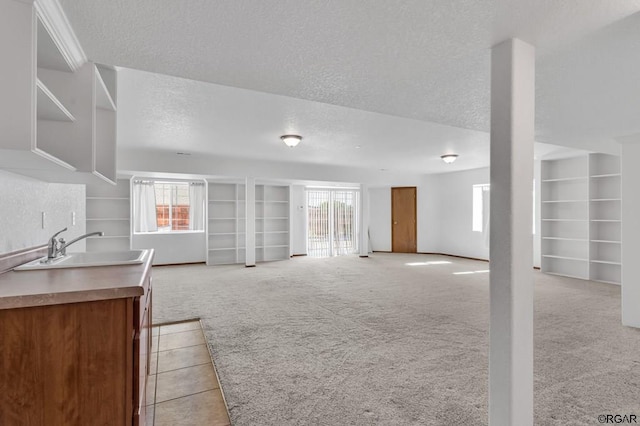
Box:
(472, 184, 490, 232)
(133, 180, 205, 233)
(472, 181, 536, 234)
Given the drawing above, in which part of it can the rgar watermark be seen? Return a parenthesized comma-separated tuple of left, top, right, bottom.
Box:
(598, 414, 638, 424)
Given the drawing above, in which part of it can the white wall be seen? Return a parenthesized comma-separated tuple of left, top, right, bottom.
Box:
(417, 175, 440, 253)
(132, 232, 206, 265)
(362, 167, 543, 265)
(0, 170, 86, 254)
(369, 188, 391, 251)
(427, 168, 491, 260)
(290, 185, 307, 255)
(621, 140, 640, 327)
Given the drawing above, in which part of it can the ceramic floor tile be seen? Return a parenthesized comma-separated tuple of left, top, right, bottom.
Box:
(154, 390, 230, 426)
(155, 364, 218, 403)
(146, 374, 157, 406)
(158, 329, 204, 351)
(145, 404, 155, 426)
(159, 321, 201, 335)
(158, 344, 211, 373)
(152, 326, 160, 337)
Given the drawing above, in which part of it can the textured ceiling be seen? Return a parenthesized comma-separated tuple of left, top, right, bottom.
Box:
(59, 0, 640, 170)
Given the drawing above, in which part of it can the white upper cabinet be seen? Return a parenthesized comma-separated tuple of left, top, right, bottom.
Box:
(0, 0, 117, 184)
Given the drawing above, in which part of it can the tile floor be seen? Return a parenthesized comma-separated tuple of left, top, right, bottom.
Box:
(147, 320, 231, 426)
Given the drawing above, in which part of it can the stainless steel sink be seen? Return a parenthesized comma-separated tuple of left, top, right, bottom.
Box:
(14, 250, 149, 271)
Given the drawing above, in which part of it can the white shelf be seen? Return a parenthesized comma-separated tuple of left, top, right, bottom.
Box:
(590, 173, 620, 178)
(590, 260, 621, 265)
(85, 179, 131, 252)
(36, 79, 75, 122)
(207, 182, 246, 265)
(542, 255, 588, 262)
(542, 154, 622, 282)
(542, 177, 587, 182)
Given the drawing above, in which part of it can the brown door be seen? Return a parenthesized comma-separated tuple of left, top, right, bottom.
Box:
(392, 187, 417, 253)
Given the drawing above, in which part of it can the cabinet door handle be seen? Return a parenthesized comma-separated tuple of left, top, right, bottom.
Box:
(394, 221, 398, 225)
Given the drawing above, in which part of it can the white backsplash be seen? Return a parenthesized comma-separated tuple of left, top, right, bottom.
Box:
(0, 170, 86, 254)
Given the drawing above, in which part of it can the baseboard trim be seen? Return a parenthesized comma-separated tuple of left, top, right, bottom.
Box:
(417, 252, 490, 262)
(291, 254, 307, 257)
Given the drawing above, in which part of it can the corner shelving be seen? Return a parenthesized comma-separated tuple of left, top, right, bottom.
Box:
(85, 178, 131, 252)
(541, 154, 621, 284)
(255, 184, 290, 262)
(0, 1, 118, 185)
(207, 182, 246, 265)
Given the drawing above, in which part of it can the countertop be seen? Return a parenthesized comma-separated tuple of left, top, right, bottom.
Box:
(0, 249, 154, 310)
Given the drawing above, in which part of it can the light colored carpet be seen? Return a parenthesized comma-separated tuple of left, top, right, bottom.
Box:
(152, 253, 640, 425)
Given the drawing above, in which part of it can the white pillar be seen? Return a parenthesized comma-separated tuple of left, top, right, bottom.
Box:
(621, 138, 640, 327)
(245, 177, 256, 267)
(489, 38, 535, 426)
(359, 184, 369, 257)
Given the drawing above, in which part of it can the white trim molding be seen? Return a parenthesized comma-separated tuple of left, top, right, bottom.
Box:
(34, 0, 87, 71)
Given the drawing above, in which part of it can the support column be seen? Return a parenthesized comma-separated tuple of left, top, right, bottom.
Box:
(359, 184, 369, 257)
(489, 38, 535, 426)
(621, 138, 640, 327)
(245, 177, 256, 267)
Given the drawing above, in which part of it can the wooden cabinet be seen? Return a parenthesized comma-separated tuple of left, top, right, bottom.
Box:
(0, 273, 152, 425)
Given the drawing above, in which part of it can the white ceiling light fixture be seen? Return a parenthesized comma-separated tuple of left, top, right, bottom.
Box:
(440, 154, 458, 164)
(281, 134, 302, 147)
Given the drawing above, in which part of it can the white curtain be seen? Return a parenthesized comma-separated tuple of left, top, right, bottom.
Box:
(189, 182, 205, 231)
(133, 181, 158, 233)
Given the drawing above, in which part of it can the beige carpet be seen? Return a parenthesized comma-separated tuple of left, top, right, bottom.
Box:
(152, 253, 640, 425)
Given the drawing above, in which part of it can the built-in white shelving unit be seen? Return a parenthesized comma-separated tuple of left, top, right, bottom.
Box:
(207, 182, 246, 265)
(0, 1, 118, 184)
(541, 154, 621, 284)
(255, 185, 290, 262)
(85, 179, 131, 251)
(589, 153, 621, 284)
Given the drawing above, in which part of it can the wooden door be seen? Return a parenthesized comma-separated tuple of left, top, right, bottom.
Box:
(392, 187, 417, 253)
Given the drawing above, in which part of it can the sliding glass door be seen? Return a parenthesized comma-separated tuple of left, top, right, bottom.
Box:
(307, 189, 359, 257)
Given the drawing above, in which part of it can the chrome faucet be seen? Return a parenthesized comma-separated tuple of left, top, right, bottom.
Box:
(47, 228, 104, 260)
